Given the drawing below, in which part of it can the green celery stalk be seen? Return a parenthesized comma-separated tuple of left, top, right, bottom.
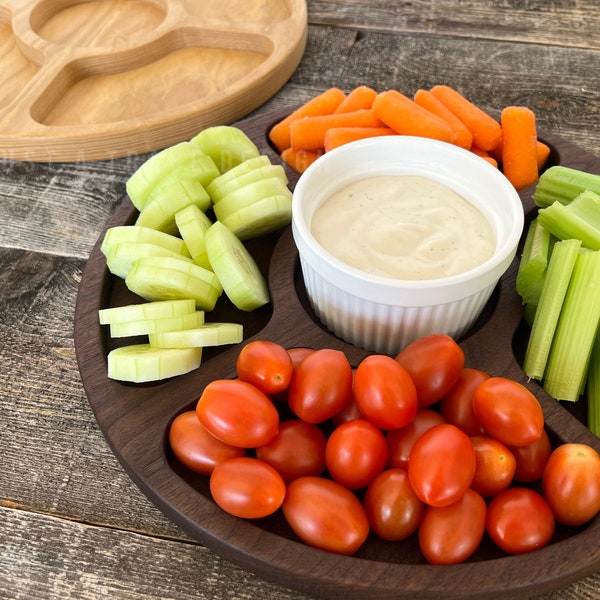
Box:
(543, 248, 600, 401)
(566, 190, 600, 230)
(533, 165, 600, 208)
(516, 218, 553, 306)
(523, 238, 581, 381)
(586, 331, 600, 437)
(537, 201, 600, 250)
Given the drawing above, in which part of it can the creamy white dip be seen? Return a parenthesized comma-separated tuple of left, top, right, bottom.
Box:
(311, 175, 496, 280)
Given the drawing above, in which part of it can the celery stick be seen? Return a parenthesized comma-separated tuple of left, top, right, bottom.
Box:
(543, 248, 600, 401)
(516, 218, 553, 306)
(586, 331, 600, 437)
(533, 165, 600, 208)
(523, 238, 581, 380)
(537, 201, 600, 250)
(566, 190, 600, 230)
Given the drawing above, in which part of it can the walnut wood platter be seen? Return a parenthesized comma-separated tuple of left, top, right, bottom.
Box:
(0, 0, 306, 162)
(74, 109, 600, 600)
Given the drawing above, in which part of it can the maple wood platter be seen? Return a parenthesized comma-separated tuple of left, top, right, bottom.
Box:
(0, 0, 306, 162)
(74, 109, 600, 600)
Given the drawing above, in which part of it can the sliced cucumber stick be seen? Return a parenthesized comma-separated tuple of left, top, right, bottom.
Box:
(107, 344, 202, 382)
(205, 221, 269, 311)
(191, 126, 260, 173)
(99, 299, 196, 326)
(109, 310, 205, 338)
(206, 156, 271, 195)
(149, 322, 243, 348)
(208, 164, 288, 203)
(106, 241, 191, 279)
(175, 204, 213, 270)
(101, 225, 190, 258)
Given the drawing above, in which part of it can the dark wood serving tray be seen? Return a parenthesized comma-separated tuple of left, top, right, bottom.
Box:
(74, 109, 600, 600)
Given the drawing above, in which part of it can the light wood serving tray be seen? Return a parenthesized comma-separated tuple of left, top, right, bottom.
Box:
(0, 0, 306, 162)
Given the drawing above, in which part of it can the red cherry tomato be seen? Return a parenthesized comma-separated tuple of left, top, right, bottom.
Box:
(353, 354, 417, 430)
(196, 379, 279, 448)
(486, 487, 555, 555)
(210, 457, 286, 519)
(236, 340, 294, 395)
(287, 346, 316, 367)
(256, 420, 327, 483)
(439, 367, 489, 436)
(473, 377, 544, 447)
(408, 423, 476, 507)
(386, 408, 446, 470)
(282, 476, 370, 555)
(169, 410, 244, 475)
(288, 349, 353, 423)
(326, 419, 388, 490)
(509, 428, 552, 483)
(470, 435, 516, 497)
(395, 333, 465, 407)
(364, 468, 425, 541)
(418, 488, 486, 565)
(542, 443, 600, 526)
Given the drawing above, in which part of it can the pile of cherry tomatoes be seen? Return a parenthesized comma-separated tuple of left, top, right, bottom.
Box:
(169, 334, 600, 564)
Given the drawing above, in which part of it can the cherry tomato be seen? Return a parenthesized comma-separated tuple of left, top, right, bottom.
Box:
(287, 346, 316, 367)
(470, 435, 516, 497)
(408, 423, 476, 507)
(326, 419, 388, 490)
(169, 410, 244, 475)
(210, 457, 286, 519)
(439, 367, 489, 436)
(364, 468, 424, 541)
(196, 379, 279, 448)
(256, 420, 327, 483)
(473, 377, 544, 447)
(386, 408, 446, 470)
(418, 488, 486, 565)
(236, 340, 293, 395)
(509, 428, 552, 483)
(282, 476, 370, 555)
(288, 348, 353, 423)
(353, 354, 417, 430)
(395, 333, 465, 407)
(486, 487, 555, 555)
(542, 443, 600, 526)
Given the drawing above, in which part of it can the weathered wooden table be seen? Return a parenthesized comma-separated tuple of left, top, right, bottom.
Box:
(2, 1, 599, 599)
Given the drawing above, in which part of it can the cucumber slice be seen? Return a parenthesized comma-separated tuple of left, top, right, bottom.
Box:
(126, 256, 223, 311)
(107, 343, 202, 382)
(149, 322, 243, 348)
(213, 176, 292, 223)
(206, 156, 271, 196)
(175, 204, 213, 270)
(219, 194, 293, 241)
(190, 126, 260, 173)
(106, 241, 191, 279)
(109, 309, 205, 338)
(101, 225, 190, 258)
(205, 221, 269, 311)
(126, 142, 219, 211)
(99, 299, 196, 326)
(136, 180, 211, 235)
(208, 164, 288, 203)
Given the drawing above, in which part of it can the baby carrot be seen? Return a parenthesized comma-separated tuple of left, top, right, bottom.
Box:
(268, 88, 346, 153)
(430, 85, 502, 151)
(372, 90, 455, 144)
(324, 127, 396, 152)
(501, 105, 539, 191)
(537, 141, 551, 170)
(289, 109, 381, 151)
(334, 86, 378, 113)
(413, 89, 473, 149)
(470, 147, 498, 169)
(280, 147, 322, 174)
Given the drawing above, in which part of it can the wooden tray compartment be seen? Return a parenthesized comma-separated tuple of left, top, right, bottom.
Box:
(74, 110, 600, 599)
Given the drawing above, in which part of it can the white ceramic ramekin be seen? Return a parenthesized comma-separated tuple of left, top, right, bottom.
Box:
(291, 136, 524, 354)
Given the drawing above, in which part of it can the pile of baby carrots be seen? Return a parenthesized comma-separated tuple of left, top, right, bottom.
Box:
(269, 85, 550, 191)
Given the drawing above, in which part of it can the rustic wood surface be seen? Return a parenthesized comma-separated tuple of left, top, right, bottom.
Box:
(2, 1, 600, 599)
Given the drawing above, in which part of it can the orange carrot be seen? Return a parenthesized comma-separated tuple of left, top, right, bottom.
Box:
(470, 147, 498, 169)
(372, 90, 455, 144)
(413, 89, 473, 150)
(430, 85, 502, 151)
(500, 106, 539, 190)
(289, 109, 381, 151)
(323, 127, 396, 152)
(536, 141, 551, 170)
(334, 86, 378, 113)
(268, 88, 346, 153)
(280, 147, 322, 174)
